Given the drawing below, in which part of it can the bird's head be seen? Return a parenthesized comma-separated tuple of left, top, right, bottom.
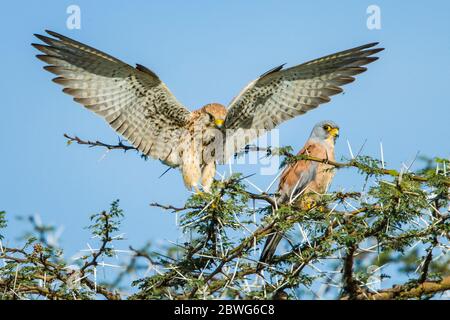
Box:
(202, 103, 227, 129)
(310, 120, 340, 143)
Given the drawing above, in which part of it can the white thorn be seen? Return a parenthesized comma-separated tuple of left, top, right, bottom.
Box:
(245, 179, 263, 193)
(13, 265, 19, 291)
(98, 149, 110, 162)
(265, 168, 284, 193)
(93, 267, 97, 292)
(347, 140, 355, 159)
(215, 170, 224, 180)
(297, 224, 311, 248)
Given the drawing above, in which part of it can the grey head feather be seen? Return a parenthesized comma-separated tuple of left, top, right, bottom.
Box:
(309, 120, 340, 141)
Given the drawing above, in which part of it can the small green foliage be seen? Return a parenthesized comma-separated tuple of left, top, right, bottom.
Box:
(88, 199, 123, 238)
(350, 155, 385, 177)
(87, 199, 124, 258)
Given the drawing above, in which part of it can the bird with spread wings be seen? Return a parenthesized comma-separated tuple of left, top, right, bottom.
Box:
(33, 30, 383, 192)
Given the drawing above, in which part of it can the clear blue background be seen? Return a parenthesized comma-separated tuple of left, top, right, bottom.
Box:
(1, 1, 449, 291)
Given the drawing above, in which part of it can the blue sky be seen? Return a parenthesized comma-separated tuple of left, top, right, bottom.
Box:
(1, 1, 449, 286)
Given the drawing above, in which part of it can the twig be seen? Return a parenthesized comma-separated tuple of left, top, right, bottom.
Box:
(64, 134, 139, 153)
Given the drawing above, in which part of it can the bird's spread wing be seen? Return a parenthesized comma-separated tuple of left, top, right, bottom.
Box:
(33, 30, 190, 166)
(223, 43, 383, 160)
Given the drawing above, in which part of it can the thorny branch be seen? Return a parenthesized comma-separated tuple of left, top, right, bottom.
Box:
(347, 276, 450, 300)
(64, 135, 450, 187)
(64, 134, 140, 153)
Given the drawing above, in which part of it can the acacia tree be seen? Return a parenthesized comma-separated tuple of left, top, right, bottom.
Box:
(0, 135, 449, 300)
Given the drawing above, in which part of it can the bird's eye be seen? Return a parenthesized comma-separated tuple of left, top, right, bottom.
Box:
(323, 125, 330, 131)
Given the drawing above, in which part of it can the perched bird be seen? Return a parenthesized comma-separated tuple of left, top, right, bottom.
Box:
(259, 120, 339, 267)
(33, 30, 382, 192)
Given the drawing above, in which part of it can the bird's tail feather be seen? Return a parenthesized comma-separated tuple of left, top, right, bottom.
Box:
(257, 232, 284, 271)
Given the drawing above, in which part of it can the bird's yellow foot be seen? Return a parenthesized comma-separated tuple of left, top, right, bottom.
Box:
(304, 199, 317, 210)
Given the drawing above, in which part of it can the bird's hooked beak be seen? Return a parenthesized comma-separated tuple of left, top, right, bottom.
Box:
(329, 127, 339, 139)
(214, 118, 225, 129)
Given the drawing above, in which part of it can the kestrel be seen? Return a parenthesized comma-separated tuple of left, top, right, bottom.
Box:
(33, 30, 382, 192)
(259, 120, 339, 266)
